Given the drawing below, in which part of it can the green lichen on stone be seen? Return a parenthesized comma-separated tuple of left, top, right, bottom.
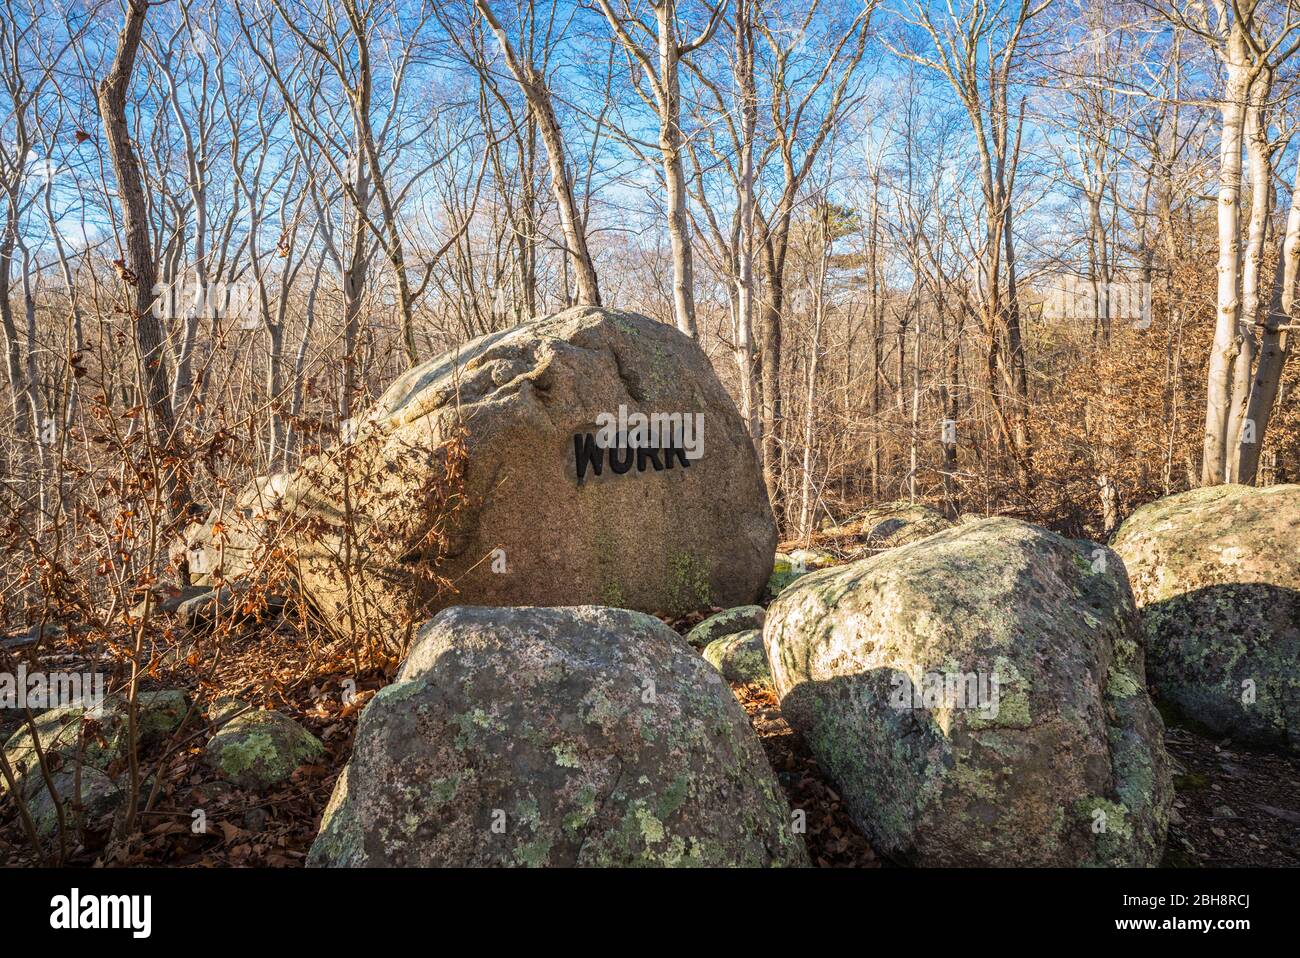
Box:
(632, 801, 666, 846)
(1075, 796, 1135, 866)
(1111, 483, 1300, 751)
(217, 731, 280, 778)
(428, 773, 462, 805)
(765, 517, 1172, 866)
(686, 605, 764, 649)
(22, 768, 121, 842)
(1107, 669, 1142, 700)
(513, 835, 553, 867)
(563, 784, 599, 833)
(452, 707, 504, 750)
(373, 678, 428, 705)
(666, 550, 713, 615)
(703, 630, 772, 686)
(307, 605, 808, 868)
(655, 774, 690, 819)
(205, 709, 324, 789)
(552, 743, 581, 768)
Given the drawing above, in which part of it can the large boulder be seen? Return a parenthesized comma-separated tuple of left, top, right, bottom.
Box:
(186, 308, 775, 634)
(1111, 484, 1300, 751)
(765, 517, 1172, 867)
(309, 606, 807, 867)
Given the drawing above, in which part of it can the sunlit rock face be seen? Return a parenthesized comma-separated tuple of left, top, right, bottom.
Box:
(182, 306, 776, 633)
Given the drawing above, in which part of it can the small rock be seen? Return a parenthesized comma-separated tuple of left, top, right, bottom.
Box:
(702, 630, 772, 687)
(0, 623, 65, 651)
(133, 690, 192, 746)
(177, 586, 285, 634)
(1, 689, 192, 799)
(19, 767, 123, 843)
(205, 709, 323, 789)
(685, 605, 765, 649)
(1257, 804, 1300, 825)
(132, 585, 212, 620)
(207, 697, 251, 724)
(243, 807, 271, 833)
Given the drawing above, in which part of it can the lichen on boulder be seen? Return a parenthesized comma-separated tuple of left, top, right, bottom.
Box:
(1, 690, 191, 800)
(309, 605, 807, 867)
(765, 517, 1172, 867)
(205, 708, 324, 789)
(703, 630, 771, 687)
(686, 605, 765, 649)
(1110, 483, 1300, 751)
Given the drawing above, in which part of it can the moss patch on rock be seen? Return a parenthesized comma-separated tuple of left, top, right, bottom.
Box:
(205, 709, 324, 789)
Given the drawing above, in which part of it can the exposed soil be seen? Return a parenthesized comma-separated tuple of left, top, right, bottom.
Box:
(1161, 723, 1300, 867)
(732, 682, 878, 867)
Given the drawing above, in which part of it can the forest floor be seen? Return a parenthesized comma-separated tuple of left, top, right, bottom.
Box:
(2, 614, 1298, 867)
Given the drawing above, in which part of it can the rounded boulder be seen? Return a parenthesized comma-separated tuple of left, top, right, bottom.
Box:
(765, 517, 1172, 867)
(1110, 483, 1300, 750)
(308, 605, 807, 867)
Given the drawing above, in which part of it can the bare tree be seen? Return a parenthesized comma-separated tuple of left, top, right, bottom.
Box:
(595, 0, 727, 337)
(889, 0, 1048, 487)
(473, 0, 602, 308)
(98, 0, 184, 500)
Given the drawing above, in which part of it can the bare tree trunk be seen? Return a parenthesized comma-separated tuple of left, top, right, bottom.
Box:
(759, 233, 784, 500)
(596, 0, 723, 337)
(341, 149, 370, 422)
(908, 310, 921, 501)
(476, 0, 601, 308)
(1203, 31, 1250, 485)
(799, 284, 825, 538)
(656, 2, 696, 337)
(98, 0, 184, 512)
(733, 0, 758, 441)
(1226, 67, 1275, 479)
(1239, 147, 1300, 483)
(941, 300, 962, 516)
